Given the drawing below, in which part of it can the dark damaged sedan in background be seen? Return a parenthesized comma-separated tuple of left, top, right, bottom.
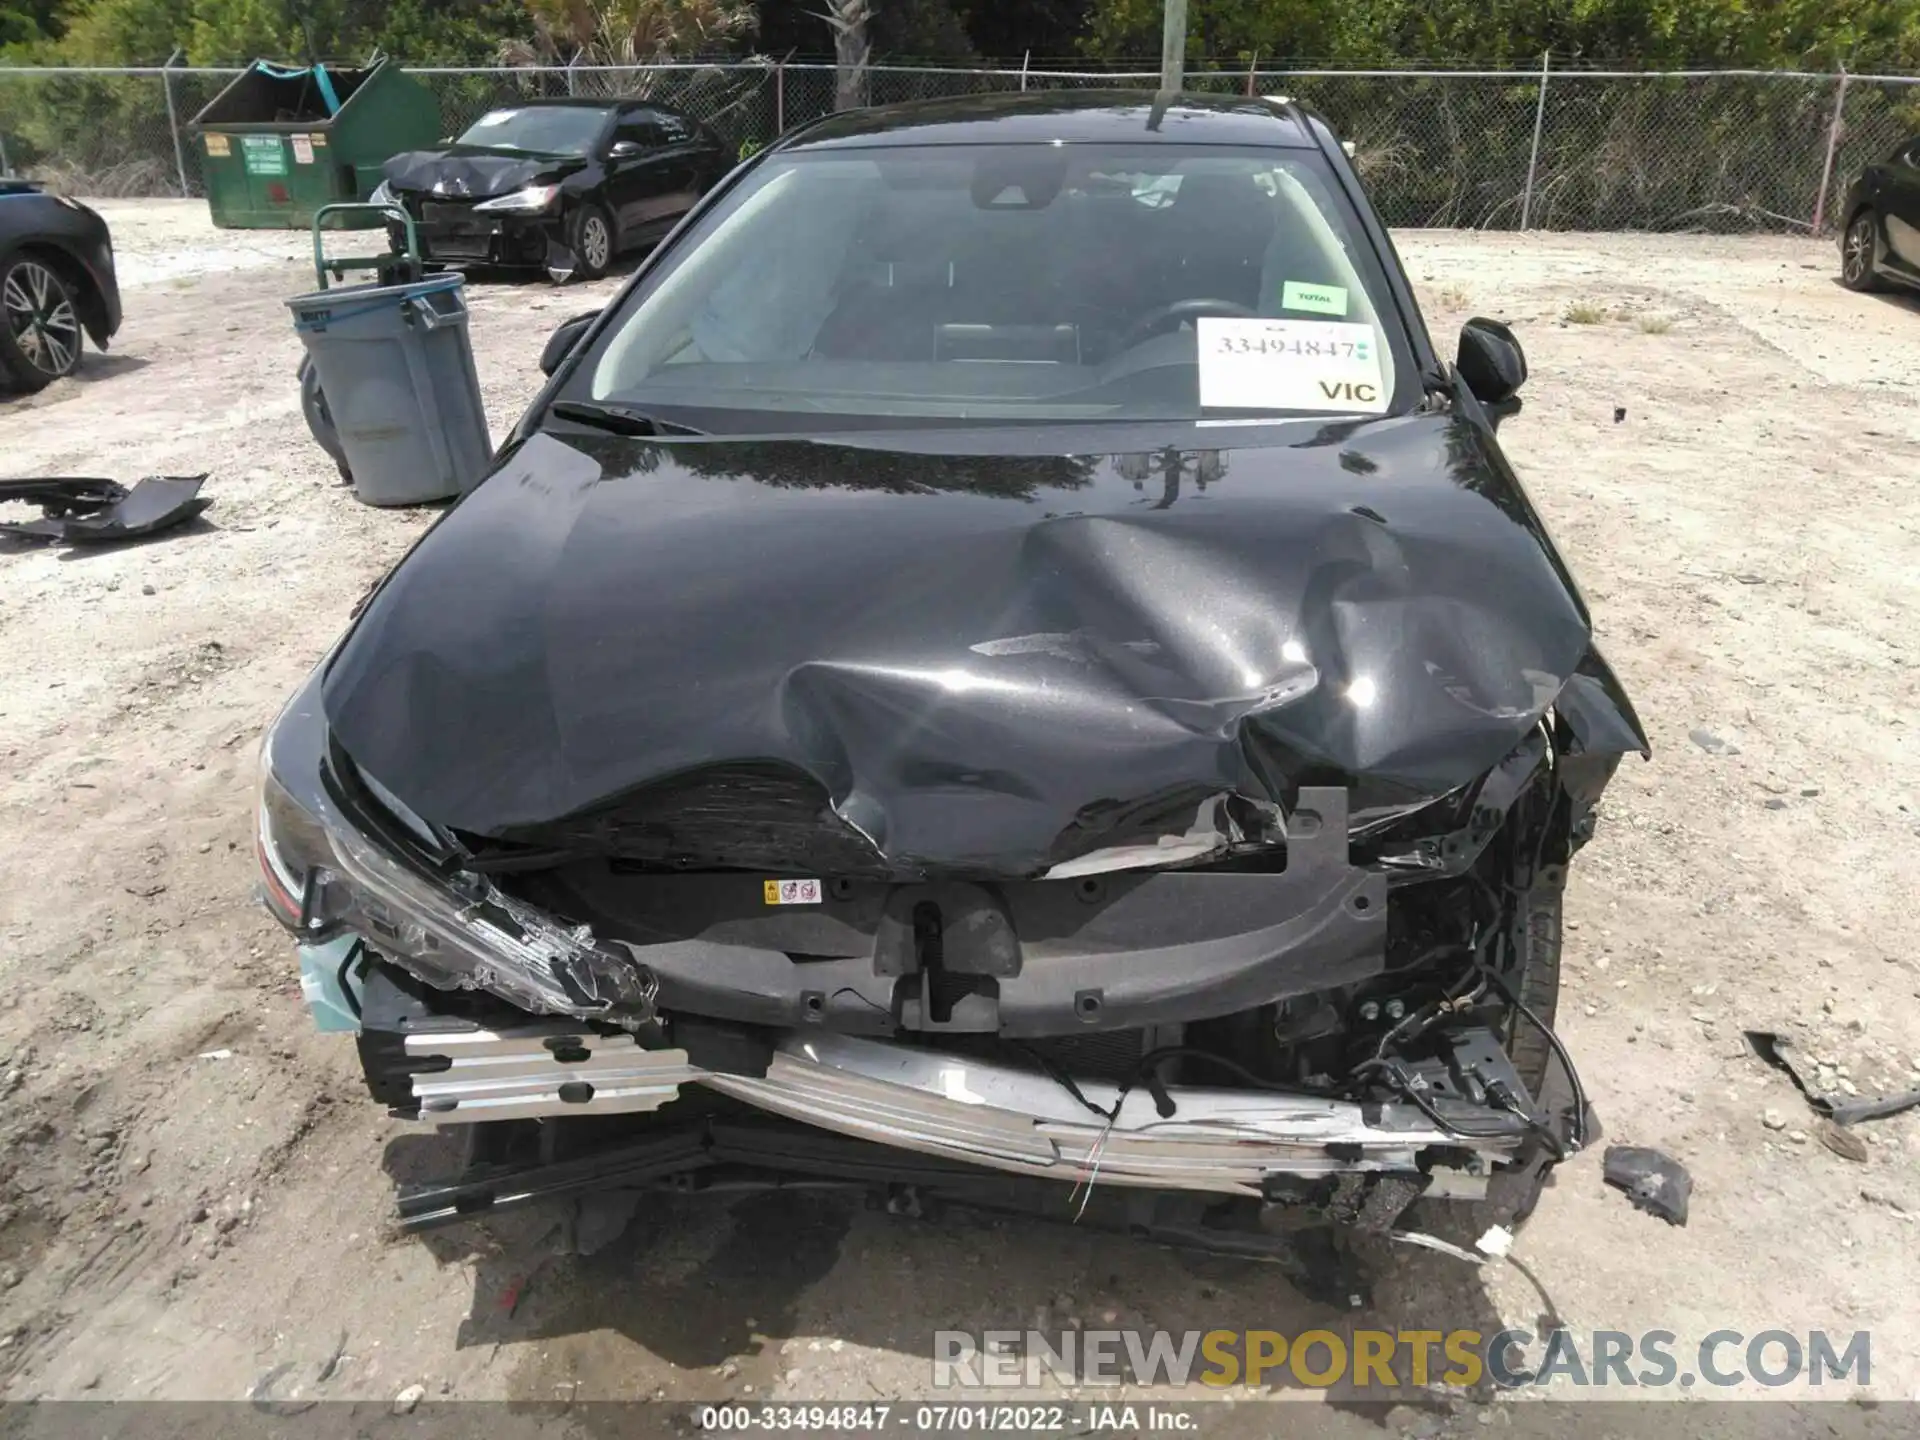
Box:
(258, 92, 1648, 1295)
(371, 98, 730, 280)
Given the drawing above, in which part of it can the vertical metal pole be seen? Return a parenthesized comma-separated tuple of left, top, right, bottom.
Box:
(0, 129, 12, 179)
(567, 49, 580, 98)
(1020, 50, 1030, 92)
(1160, 0, 1188, 96)
(1812, 67, 1850, 234)
(1245, 49, 1258, 97)
(775, 60, 785, 134)
(162, 49, 191, 199)
(1520, 50, 1550, 231)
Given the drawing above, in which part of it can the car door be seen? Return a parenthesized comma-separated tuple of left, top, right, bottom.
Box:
(1882, 136, 1920, 276)
(687, 116, 734, 201)
(602, 108, 671, 237)
(646, 107, 708, 221)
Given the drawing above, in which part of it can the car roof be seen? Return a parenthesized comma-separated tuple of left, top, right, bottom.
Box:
(781, 89, 1320, 152)
(476, 98, 686, 113)
(482, 98, 618, 110)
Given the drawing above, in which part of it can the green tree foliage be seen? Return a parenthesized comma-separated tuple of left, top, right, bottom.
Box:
(0, 0, 63, 46)
(504, 0, 756, 64)
(1083, 0, 1920, 69)
(50, 0, 530, 64)
(12, 0, 1920, 67)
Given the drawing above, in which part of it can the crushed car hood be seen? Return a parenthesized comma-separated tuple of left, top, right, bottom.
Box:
(381, 146, 582, 199)
(323, 417, 1600, 877)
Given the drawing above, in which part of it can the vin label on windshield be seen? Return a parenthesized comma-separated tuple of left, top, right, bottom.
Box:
(1197, 317, 1388, 414)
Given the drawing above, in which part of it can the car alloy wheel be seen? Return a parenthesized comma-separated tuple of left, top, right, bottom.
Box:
(580, 215, 611, 273)
(1842, 213, 1876, 288)
(2, 257, 83, 382)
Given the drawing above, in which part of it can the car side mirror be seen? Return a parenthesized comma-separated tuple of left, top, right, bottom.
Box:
(609, 140, 645, 159)
(1457, 317, 1527, 410)
(539, 310, 600, 376)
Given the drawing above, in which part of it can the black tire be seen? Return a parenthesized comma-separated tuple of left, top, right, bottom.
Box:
(0, 251, 85, 392)
(1841, 210, 1882, 292)
(567, 203, 615, 282)
(1507, 886, 1562, 1097)
(1479, 886, 1570, 1228)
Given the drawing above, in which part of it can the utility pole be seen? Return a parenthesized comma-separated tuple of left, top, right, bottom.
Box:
(1160, 0, 1187, 96)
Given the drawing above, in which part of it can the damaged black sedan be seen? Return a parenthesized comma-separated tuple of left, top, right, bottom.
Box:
(259, 92, 1646, 1281)
(372, 98, 729, 280)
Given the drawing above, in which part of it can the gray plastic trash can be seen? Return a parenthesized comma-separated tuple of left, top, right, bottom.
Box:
(286, 272, 490, 506)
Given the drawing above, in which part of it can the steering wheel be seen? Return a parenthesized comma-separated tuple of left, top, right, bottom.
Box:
(1115, 298, 1257, 353)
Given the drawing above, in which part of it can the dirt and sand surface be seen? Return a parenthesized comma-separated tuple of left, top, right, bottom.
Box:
(1, 202, 1918, 1431)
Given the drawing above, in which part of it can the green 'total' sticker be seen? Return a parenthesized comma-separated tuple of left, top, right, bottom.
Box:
(1282, 281, 1348, 315)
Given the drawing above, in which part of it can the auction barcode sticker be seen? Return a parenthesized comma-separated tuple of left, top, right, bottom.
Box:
(764, 878, 823, 905)
(1197, 317, 1389, 414)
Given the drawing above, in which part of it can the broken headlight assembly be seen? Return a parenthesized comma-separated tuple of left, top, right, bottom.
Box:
(255, 725, 656, 1025)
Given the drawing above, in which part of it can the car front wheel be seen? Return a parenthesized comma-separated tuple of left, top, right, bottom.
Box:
(0, 253, 85, 392)
(567, 204, 615, 282)
(1841, 210, 1882, 292)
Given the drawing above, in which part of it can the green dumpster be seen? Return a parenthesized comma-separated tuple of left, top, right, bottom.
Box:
(190, 59, 441, 230)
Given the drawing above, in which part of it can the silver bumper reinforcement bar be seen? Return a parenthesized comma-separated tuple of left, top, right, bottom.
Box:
(403, 1026, 1522, 1198)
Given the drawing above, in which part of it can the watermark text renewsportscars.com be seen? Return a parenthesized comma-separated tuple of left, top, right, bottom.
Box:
(933, 1327, 1871, 1392)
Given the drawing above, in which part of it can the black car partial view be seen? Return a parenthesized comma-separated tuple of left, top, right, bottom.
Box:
(0, 180, 122, 393)
(258, 92, 1648, 1292)
(1840, 132, 1920, 294)
(372, 98, 731, 281)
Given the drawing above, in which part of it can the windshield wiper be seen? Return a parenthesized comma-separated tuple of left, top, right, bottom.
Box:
(549, 400, 706, 437)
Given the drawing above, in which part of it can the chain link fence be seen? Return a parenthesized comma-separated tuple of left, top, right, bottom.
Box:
(2, 60, 1916, 233)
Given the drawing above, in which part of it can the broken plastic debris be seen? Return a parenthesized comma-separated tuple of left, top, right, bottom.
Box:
(198, 1049, 234, 1060)
(0, 474, 211, 546)
(1602, 1145, 1691, 1226)
(1746, 1029, 1920, 1126)
(1475, 1224, 1515, 1258)
(1817, 1121, 1869, 1164)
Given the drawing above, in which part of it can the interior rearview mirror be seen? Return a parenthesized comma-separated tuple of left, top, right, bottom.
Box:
(609, 140, 645, 159)
(1456, 317, 1528, 417)
(539, 310, 600, 375)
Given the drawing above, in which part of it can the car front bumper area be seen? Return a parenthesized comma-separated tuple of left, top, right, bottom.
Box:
(386, 205, 557, 269)
(347, 966, 1528, 1205)
(264, 676, 1554, 1229)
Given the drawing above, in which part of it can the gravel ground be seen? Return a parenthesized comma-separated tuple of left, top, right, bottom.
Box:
(2, 202, 1918, 1430)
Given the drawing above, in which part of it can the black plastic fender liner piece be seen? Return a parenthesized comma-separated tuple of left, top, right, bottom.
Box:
(1746, 1029, 1920, 1126)
(1602, 1144, 1691, 1226)
(0, 474, 211, 545)
(0, 477, 128, 513)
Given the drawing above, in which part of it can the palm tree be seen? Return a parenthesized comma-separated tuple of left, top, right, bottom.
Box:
(816, 0, 873, 110)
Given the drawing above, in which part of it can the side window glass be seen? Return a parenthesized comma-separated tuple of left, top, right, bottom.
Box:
(616, 114, 663, 149)
(656, 111, 693, 144)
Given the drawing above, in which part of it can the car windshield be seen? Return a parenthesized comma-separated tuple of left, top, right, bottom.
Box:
(580, 142, 1413, 430)
(458, 106, 609, 156)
